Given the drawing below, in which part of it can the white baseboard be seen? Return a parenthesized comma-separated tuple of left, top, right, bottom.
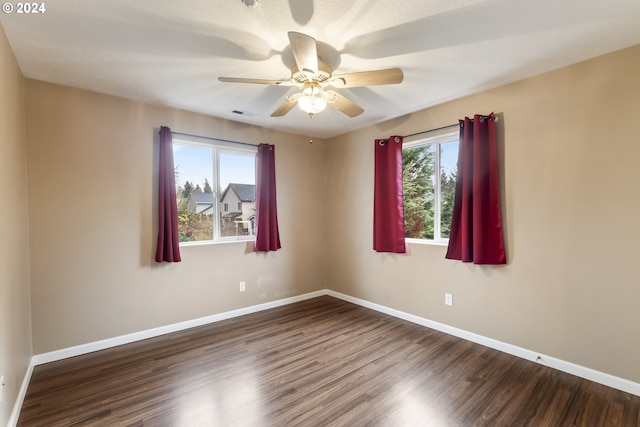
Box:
(8, 359, 35, 427)
(326, 290, 640, 397)
(20, 286, 638, 426)
(32, 290, 325, 366)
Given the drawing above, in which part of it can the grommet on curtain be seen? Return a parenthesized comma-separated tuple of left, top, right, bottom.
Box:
(480, 113, 495, 123)
(377, 136, 401, 146)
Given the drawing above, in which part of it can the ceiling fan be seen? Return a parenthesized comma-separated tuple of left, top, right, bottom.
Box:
(218, 32, 404, 118)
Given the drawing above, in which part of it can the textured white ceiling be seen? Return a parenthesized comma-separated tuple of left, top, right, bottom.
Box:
(2, 0, 640, 138)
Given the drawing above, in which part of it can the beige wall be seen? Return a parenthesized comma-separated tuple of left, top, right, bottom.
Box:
(0, 24, 31, 426)
(325, 44, 640, 384)
(25, 80, 327, 354)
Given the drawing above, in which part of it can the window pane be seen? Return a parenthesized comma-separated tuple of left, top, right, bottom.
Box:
(403, 144, 435, 239)
(439, 141, 458, 239)
(173, 144, 214, 242)
(219, 152, 256, 238)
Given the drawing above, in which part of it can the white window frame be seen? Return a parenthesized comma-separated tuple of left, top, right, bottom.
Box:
(173, 136, 257, 245)
(403, 129, 459, 245)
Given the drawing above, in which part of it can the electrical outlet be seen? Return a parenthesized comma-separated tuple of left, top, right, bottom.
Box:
(445, 293, 453, 306)
(239, 281, 246, 292)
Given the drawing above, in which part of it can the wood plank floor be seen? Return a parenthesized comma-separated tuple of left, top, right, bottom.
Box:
(18, 296, 640, 426)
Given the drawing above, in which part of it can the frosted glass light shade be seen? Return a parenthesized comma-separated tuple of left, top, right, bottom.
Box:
(298, 94, 327, 114)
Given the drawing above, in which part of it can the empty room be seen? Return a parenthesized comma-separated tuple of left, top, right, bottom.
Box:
(1, 1, 640, 426)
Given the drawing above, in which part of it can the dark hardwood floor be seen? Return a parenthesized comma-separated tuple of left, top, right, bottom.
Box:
(18, 296, 640, 426)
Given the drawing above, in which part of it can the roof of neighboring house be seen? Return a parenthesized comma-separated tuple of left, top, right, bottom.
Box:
(222, 212, 242, 219)
(221, 183, 256, 202)
(188, 192, 214, 204)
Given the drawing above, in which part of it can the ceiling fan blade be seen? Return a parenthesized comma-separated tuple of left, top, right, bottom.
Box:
(218, 77, 293, 86)
(271, 94, 300, 117)
(324, 90, 364, 117)
(329, 68, 403, 88)
(288, 31, 318, 75)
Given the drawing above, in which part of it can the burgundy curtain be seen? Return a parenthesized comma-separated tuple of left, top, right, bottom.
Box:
(373, 136, 406, 253)
(155, 126, 181, 262)
(446, 113, 506, 264)
(254, 143, 281, 252)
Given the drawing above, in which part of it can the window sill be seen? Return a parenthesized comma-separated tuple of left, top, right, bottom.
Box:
(179, 238, 255, 247)
(405, 238, 449, 247)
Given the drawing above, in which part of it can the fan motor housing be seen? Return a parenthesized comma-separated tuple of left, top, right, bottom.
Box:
(291, 60, 332, 83)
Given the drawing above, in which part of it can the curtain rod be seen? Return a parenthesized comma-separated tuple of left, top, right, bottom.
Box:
(170, 131, 259, 148)
(380, 115, 499, 143)
(404, 123, 459, 139)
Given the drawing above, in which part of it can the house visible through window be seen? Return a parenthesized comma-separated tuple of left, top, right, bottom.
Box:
(403, 129, 458, 243)
(172, 136, 257, 243)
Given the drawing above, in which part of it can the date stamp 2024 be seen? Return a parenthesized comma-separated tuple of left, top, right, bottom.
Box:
(3, 2, 46, 13)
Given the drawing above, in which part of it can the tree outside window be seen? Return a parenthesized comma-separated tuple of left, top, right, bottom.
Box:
(402, 131, 458, 243)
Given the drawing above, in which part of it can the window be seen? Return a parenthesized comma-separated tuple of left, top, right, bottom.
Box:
(237, 202, 242, 210)
(172, 137, 257, 243)
(402, 129, 459, 243)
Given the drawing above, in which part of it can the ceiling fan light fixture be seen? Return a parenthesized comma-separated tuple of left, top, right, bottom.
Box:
(302, 81, 321, 96)
(298, 92, 327, 116)
(298, 81, 327, 116)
